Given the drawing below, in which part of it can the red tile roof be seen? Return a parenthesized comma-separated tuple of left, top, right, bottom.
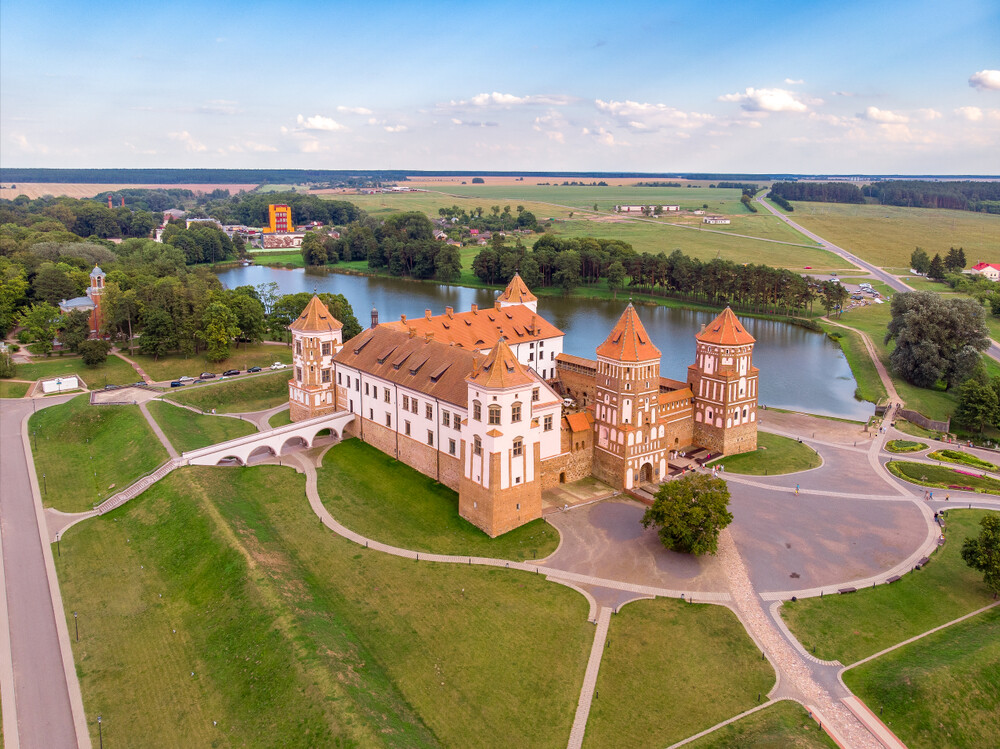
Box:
(383, 303, 561, 351)
(497, 273, 537, 304)
(290, 295, 343, 332)
(695, 307, 755, 346)
(565, 412, 594, 433)
(596, 303, 661, 362)
(467, 337, 536, 389)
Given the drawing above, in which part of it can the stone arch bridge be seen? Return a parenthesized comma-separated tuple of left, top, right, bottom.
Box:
(182, 411, 356, 466)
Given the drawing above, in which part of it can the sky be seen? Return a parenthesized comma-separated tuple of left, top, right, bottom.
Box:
(1, 0, 999, 174)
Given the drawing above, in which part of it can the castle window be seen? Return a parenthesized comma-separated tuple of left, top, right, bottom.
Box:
(384, 389, 391, 403)
(532, 388, 539, 402)
(511, 402, 522, 423)
(373, 386, 378, 399)
(544, 415, 553, 431)
(513, 437, 523, 456)
(449, 439, 456, 455)
(528, 352, 534, 361)
(338, 372, 342, 385)
(403, 395, 410, 410)
(296, 341, 302, 355)
(426, 404, 433, 420)
(442, 410, 451, 427)
(473, 400, 482, 421)
(411, 399, 418, 414)
(473, 435, 482, 456)
(322, 342, 331, 356)
(386, 413, 392, 427)
(743, 407, 748, 419)
(365, 382, 369, 395)
(295, 367, 302, 382)
(321, 369, 331, 383)
(488, 405, 501, 425)
(427, 430, 433, 446)
(405, 420, 411, 436)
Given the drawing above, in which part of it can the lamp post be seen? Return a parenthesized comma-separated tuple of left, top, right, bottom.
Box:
(97, 715, 102, 749)
(74, 611, 78, 642)
(42, 473, 47, 495)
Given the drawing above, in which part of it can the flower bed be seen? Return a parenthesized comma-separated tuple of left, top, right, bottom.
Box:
(928, 449, 999, 472)
(886, 439, 927, 453)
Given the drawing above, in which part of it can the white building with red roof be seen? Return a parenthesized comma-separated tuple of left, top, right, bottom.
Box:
(968, 262, 1000, 282)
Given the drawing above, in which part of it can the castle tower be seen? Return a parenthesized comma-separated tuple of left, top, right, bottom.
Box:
(459, 337, 544, 537)
(687, 307, 758, 455)
(592, 303, 667, 490)
(87, 265, 105, 334)
(496, 272, 538, 313)
(288, 295, 343, 422)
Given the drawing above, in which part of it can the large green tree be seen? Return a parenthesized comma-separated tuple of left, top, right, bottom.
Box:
(138, 307, 176, 360)
(59, 310, 92, 353)
(199, 302, 241, 363)
(300, 232, 327, 266)
(885, 291, 990, 389)
(79, 339, 111, 366)
(910, 247, 931, 274)
(434, 245, 462, 283)
(954, 378, 1000, 433)
(17, 302, 60, 356)
(641, 473, 733, 556)
(961, 514, 1000, 598)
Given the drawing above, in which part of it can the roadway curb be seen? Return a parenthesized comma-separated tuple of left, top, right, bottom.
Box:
(0, 466, 20, 749)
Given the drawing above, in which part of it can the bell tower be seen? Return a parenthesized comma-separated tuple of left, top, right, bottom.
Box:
(687, 307, 758, 455)
(288, 295, 344, 421)
(88, 265, 105, 334)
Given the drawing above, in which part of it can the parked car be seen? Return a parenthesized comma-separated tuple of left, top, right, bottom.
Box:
(247, 366, 262, 373)
(270, 362, 287, 370)
(200, 372, 216, 379)
(223, 369, 240, 377)
(170, 381, 185, 388)
(178, 375, 195, 382)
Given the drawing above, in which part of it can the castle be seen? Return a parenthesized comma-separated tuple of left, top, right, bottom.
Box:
(287, 275, 759, 537)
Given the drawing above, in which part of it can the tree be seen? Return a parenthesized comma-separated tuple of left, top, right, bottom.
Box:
(928, 253, 946, 280)
(32, 263, 78, 305)
(199, 302, 240, 363)
(434, 245, 462, 283)
(138, 307, 176, 360)
(945, 247, 965, 272)
(961, 514, 1000, 598)
(0, 350, 15, 378)
(954, 378, 1000, 433)
(641, 473, 733, 556)
(18, 302, 60, 356)
(59, 310, 92, 353)
(885, 292, 990, 389)
(606, 260, 625, 299)
(79, 339, 111, 366)
(229, 293, 266, 349)
(910, 247, 931, 274)
(554, 250, 581, 295)
(300, 232, 327, 266)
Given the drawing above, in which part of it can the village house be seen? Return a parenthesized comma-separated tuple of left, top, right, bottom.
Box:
(703, 216, 731, 225)
(967, 262, 1000, 281)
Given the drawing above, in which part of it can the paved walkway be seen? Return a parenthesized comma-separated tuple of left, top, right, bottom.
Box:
(110, 349, 152, 384)
(139, 401, 178, 458)
(566, 607, 611, 749)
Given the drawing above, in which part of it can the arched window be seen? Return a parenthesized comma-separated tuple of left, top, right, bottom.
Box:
(488, 405, 501, 425)
(473, 435, 482, 456)
(513, 437, 523, 456)
(743, 407, 748, 419)
(472, 400, 482, 421)
(511, 401, 522, 423)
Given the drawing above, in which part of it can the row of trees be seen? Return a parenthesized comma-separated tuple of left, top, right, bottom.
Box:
(769, 182, 865, 204)
(1, 194, 161, 241)
(436, 204, 538, 232)
(862, 181, 1000, 213)
(910, 246, 967, 278)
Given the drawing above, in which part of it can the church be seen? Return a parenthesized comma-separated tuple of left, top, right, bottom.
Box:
(287, 275, 759, 537)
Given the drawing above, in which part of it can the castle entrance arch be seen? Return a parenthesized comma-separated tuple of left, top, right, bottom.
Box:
(639, 462, 653, 484)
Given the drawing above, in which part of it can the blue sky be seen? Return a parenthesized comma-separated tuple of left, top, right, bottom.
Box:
(2, 0, 998, 173)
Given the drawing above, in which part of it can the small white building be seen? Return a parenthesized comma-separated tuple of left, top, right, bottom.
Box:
(703, 216, 731, 225)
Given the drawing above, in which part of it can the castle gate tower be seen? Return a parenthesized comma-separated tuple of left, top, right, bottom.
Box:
(687, 307, 758, 455)
(592, 303, 668, 490)
(289, 295, 343, 422)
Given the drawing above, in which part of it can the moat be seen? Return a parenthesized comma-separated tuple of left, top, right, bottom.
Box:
(216, 265, 873, 421)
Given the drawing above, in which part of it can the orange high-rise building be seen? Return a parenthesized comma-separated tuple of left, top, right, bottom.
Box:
(265, 204, 293, 233)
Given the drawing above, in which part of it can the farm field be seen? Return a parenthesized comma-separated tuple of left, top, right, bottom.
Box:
(583, 597, 775, 748)
(779, 202, 1000, 269)
(781, 509, 996, 664)
(0, 183, 259, 200)
(57, 466, 592, 748)
(28, 395, 168, 513)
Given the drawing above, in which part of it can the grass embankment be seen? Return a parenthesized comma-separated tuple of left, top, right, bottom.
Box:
(843, 606, 1000, 749)
(684, 700, 838, 749)
(584, 597, 775, 747)
(7, 354, 139, 388)
(167, 371, 291, 414)
(268, 408, 292, 428)
(928, 449, 998, 472)
(58, 466, 592, 748)
(886, 462, 1000, 493)
(819, 325, 887, 404)
(129, 343, 292, 382)
(893, 419, 943, 440)
(146, 401, 257, 453)
(317, 438, 559, 560)
(885, 440, 927, 453)
(28, 395, 168, 512)
(709, 431, 821, 475)
(0, 380, 30, 398)
(782, 510, 997, 664)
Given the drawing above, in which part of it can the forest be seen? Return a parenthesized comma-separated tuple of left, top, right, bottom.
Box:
(769, 182, 865, 204)
(862, 181, 1000, 213)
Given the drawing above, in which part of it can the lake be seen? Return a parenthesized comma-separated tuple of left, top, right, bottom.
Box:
(216, 266, 873, 420)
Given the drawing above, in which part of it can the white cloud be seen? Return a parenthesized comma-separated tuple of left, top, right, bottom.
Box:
(444, 92, 574, 109)
(532, 112, 567, 142)
(595, 99, 713, 130)
(244, 141, 277, 152)
(383, 124, 408, 133)
(969, 70, 1000, 91)
(784, 78, 804, 85)
(337, 105, 373, 115)
(452, 118, 499, 127)
(9, 132, 48, 153)
(718, 87, 815, 113)
(296, 114, 347, 131)
(863, 106, 909, 123)
(197, 99, 241, 115)
(300, 139, 327, 153)
(955, 106, 984, 121)
(167, 130, 206, 152)
(917, 108, 942, 120)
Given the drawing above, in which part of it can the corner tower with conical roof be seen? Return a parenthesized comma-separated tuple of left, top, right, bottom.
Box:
(592, 303, 668, 490)
(459, 337, 557, 536)
(496, 272, 538, 313)
(289, 295, 344, 421)
(687, 307, 758, 455)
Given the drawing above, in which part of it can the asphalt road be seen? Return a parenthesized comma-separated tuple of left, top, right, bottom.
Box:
(757, 194, 1000, 363)
(0, 395, 82, 749)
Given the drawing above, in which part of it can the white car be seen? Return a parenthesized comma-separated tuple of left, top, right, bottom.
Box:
(178, 375, 195, 382)
(270, 362, 288, 370)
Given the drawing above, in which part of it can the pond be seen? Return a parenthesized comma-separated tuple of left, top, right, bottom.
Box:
(216, 266, 873, 420)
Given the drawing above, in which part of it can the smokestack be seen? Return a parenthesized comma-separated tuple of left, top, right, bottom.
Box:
(107, 195, 113, 209)
(120, 197, 125, 207)
(371, 306, 379, 329)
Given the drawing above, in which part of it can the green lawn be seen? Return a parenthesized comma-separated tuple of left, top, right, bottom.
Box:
(709, 431, 821, 475)
(583, 597, 775, 748)
(317, 438, 560, 560)
(818, 325, 887, 404)
(268, 408, 292, 427)
(8, 354, 139, 388)
(843, 606, 1000, 749)
(146, 401, 257, 453)
(57, 466, 592, 748)
(885, 440, 927, 453)
(28, 395, 168, 512)
(887, 461, 1000, 493)
(167, 371, 291, 413)
(893, 419, 943, 440)
(129, 344, 292, 382)
(683, 700, 838, 749)
(928, 449, 998, 472)
(0, 380, 29, 398)
(251, 252, 306, 268)
(781, 510, 997, 664)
